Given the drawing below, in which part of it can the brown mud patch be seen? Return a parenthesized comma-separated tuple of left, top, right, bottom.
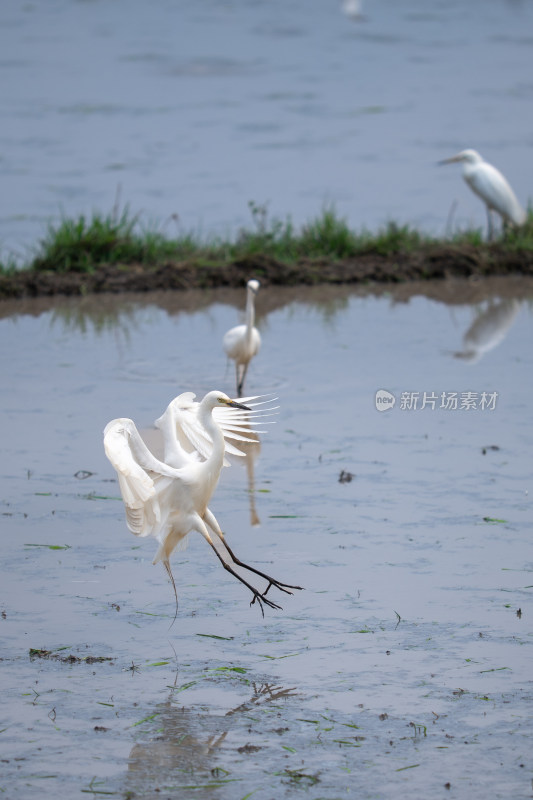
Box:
(29, 648, 114, 664)
(1, 245, 533, 299)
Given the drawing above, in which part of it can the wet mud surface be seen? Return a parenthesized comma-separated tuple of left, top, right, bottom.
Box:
(1, 278, 532, 799)
(1, 245, 533, 300)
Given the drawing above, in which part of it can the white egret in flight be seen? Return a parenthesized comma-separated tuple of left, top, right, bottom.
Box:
(223, 279, 261, 396)
(439, 149, 527, 240)
(103, 391, 300, 618)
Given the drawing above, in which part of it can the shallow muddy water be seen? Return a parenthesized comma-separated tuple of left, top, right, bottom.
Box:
(1, 0, 533, 262)
(1, 277, 532, 798)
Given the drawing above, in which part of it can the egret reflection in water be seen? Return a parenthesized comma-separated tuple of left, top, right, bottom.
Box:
(228, 426, 263, 528)
(126, 681, 298, 793)
(454, 299, 522, 363)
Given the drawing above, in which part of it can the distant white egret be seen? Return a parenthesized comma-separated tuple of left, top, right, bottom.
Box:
(223, 279, 261, 396)
(439, 149, 527, 239)
(341, 0, 363, 20)
(104, 391, 300, 617)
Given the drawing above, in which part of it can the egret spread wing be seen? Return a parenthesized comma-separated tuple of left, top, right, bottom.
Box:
(161, 393, 278, 465)
(212, 396, 277, 456)
(103, 418, 176, 537)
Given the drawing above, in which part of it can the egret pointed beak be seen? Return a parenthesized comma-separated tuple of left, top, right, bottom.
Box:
(438, 155, 460, 166)
(226, 399, 251, 411)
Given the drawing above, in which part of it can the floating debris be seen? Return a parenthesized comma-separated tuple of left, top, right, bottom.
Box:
(237, 743, 262, 754)
(29, 648, 113, 664)
(338, 470, 354, 483)
(74, 470, 94, 479)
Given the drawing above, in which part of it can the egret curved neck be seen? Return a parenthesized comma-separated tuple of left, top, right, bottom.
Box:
(198, 405, 225, 472)
(245, 290, 256, 338)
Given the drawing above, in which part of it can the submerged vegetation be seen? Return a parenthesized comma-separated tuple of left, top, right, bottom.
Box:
(1, 201, 533, 297)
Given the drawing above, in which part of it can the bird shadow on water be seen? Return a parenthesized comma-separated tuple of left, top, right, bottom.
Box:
(123, 674, 300, 799)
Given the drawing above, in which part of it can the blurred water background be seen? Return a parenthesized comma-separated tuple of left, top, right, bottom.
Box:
(1, 0, 533, 264)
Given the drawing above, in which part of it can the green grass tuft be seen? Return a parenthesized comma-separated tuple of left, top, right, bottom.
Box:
(1, 201, 533, 276)
(30, 208, 186, 273)
(298, 208, 357, 257)
(359, 221, 426, 256)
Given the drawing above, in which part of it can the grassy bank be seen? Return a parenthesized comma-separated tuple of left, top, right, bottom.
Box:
(1, 203, 533, 298)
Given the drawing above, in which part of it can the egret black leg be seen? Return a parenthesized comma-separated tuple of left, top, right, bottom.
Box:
(207, 541, 283, 617)
(236, 364, 243, 397)
(237, 362, 249, 396)
(221, 540, 303, 597)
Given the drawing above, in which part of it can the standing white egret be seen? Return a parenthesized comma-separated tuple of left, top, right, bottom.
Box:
(103, 391, 300, 617)
(223, 279, 261, 396)
(439, 149, 527, 240)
